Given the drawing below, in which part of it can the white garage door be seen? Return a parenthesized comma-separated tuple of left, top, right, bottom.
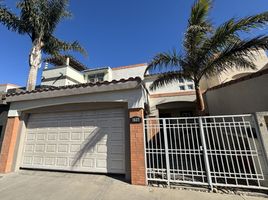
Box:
(21, 108, 125, 174)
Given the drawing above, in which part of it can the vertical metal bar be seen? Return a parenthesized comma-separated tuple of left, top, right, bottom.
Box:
(186, 119, 194, 182)
(178, 119, 184, 181)
(204, 118, 216, 184)
(199, 117, 213, 190)
(163, 119, 171, 186)
(154, 120, 159, 175)
(182, 119, 188, 181)
(190, 120, 198, 182)
(168, 120, 175, 181)
(237, 118, 250, 186)
(195, 118, 205, 183)
(210, 117, 220, 184)
(213, 117, 224, 184)
(222, 118, 236, 184)
(230, 117, 241, 185)
(219, 120, 231, 184)
(158, 119, 164, 180)
(173, 121, 179, 180)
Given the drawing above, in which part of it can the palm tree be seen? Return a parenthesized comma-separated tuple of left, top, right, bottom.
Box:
(0, 0, 87, 91)
(145, 0, 268, 113)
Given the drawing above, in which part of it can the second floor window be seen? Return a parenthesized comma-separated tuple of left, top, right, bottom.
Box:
(179, 85, 185, 90)
(88, 73, 104, 83)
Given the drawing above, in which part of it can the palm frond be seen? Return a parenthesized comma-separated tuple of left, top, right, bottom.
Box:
(189, 0, 212, 27)
(201, 11, 268, 58)
(202, 36, 268, 77)
(145, 50, 182, 74)
(150, 71, 187, 90)
(43, 36, 87, 57)
(0, 3, 21, 32)
(44, 0, 71, 34)
(184, 0, 212, 63)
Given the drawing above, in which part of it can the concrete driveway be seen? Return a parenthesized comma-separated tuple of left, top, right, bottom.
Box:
(0, 170, 266, 200)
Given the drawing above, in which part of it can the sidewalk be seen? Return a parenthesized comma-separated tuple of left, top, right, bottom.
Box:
(0, 170, 266, 200)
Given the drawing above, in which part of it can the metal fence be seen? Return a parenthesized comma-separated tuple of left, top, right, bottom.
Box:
(144, 115, 267, 189)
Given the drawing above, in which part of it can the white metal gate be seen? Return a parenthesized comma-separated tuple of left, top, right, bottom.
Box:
(144, 115, 267, 189)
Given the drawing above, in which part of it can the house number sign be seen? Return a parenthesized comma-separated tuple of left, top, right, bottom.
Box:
(130, 116, 142, 124)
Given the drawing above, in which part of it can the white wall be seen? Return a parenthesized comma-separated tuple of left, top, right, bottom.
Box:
(66, 66, 85, 84)
(112, 65, 147, 80)
(41, 66, 85, 87)
(205, 73, 268, 115)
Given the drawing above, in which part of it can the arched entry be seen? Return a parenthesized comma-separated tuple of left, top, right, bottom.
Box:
(156, 101, 196, 118)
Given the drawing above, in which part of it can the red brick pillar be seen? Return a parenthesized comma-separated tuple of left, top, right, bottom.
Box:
(129, 108, 146, 185)
(0, 117, 20, 173)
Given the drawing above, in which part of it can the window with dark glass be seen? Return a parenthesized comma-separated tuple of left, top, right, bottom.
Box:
(179, 85, 185, 90)
(88, 73, 104, 83)
(179, 78, 184, 83)
(187, 84, 194, 90)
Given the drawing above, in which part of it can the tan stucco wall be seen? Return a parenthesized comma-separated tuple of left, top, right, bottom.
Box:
(205, 73, 268, 115)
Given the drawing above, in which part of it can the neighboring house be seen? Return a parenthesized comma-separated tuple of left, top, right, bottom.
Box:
(41, 58, 198, 117)
(0, 52, 267, 185)
(41, 51, 268, 117)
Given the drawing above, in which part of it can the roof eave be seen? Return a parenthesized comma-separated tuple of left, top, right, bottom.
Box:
(6, 78, 142, 103)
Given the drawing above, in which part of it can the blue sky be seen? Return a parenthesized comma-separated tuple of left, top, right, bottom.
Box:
(0, 0, 267, 86)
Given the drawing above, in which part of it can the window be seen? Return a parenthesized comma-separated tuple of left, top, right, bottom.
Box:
(88, 73, 104, 83)
(187, 84, 194, 90)
(186, 78, 193, 83)
(179, 78, 184, 83)
(179, 85, 185, 90)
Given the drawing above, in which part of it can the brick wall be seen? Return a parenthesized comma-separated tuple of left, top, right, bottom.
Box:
(0, 117, 20, 173)
(129, 108, 146, 185)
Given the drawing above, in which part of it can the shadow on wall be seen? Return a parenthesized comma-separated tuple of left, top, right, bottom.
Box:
(71, 127, 103, 167)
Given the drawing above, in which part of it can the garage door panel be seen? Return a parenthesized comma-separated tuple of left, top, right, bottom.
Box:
(21, 108, 125, 174)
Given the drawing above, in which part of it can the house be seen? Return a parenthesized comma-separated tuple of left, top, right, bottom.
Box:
(0, 51, 267, 186)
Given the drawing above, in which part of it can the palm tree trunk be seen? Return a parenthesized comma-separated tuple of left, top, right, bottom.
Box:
(194, 82, 205, 113)
(26, 39, 43, 91)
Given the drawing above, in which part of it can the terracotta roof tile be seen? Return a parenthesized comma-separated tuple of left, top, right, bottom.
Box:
(6, 77, 142, 97)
